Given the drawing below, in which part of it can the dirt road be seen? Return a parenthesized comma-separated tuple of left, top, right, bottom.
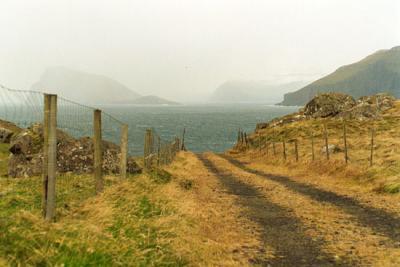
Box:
(188, 152, 400, 266)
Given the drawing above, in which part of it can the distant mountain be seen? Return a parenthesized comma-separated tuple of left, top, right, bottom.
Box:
(280, 46, 400, 106)
(31, 67, 141, 104)
(210, 80, 308, 104)
(130, 95, 180, 105)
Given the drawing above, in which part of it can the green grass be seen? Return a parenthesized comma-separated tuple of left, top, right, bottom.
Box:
(0, 172, 187, 266)
(383, 183, 400, 194)
(0, 143, 10, 176)
(149, 168, 173, 184)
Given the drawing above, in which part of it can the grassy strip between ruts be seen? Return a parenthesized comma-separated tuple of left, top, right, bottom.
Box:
(0, 171, 187, 266)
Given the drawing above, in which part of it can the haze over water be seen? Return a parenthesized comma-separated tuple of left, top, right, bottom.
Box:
(102, 104, 298, 155)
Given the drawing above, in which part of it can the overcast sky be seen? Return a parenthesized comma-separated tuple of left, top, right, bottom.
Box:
(1, 0, 399, 101)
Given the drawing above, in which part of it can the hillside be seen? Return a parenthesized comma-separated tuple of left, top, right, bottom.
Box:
(280, 46, 400, 106)
(210, 80, 308, 104)
(31, 67, 141, 104)
(234, 92, 400, 194)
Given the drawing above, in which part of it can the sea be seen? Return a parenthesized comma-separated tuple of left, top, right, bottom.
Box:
(0, 102, 297, 156)
(100, 104, 298, 156)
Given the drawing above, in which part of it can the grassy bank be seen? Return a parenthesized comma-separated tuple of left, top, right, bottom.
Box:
(0, 171, 188, 266)
(0, 138, 188, 266)
(0, 147, 266, 266)
(236, 101, 400, 193)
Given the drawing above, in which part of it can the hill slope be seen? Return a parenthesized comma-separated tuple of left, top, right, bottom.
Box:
(211, 80, 308, 103)
(32, 67, 141, 104)
(280, 46, 400, 106)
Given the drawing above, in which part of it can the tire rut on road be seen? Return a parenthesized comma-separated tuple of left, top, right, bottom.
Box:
(198, 154, 354, 266)
(218, 154, 400, 245)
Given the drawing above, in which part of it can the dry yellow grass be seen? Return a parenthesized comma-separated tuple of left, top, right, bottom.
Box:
(0, 173, 187, 266)
(161, 151, 271, 266)
(206, 153, 400, 266)
(237, 100, 400, 193)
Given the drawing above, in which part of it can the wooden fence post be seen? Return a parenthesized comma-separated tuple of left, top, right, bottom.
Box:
(343, 121, 348, 164)
(282, 139, 286, 160)
(157, 136, 161, 167)
(324, 123, 329, 160)
(237, 129, 241, 146)
(94, 109, 103, 193)
(45, 94, 57, 221)
(370, 127, 375, 167)
(42, 94, 50, 218)
(143, 129, 151, 171)
(176, 137, 180, 153)
(120, 124, 128, 179)
(294, 140, 299, 162)
(311, 132, 315, 161)
(273, 141, 276, 156)
(167, 144, 171, 164)
(181, 128, 186, 151)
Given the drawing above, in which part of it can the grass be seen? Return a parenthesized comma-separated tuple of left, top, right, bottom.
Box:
(383, 183, 400, 194)
(0, 143, 10, 176)
(0, 148, 187, 266)
(239, 100, 400, 193)
(148, 168, 173, 184)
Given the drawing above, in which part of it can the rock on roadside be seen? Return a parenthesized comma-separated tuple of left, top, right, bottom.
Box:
(8, 123, 141, 178)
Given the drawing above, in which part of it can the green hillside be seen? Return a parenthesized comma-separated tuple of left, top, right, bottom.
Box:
(280, 46, 400, 106)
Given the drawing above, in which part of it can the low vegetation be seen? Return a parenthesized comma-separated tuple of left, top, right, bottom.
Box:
(0, 173, 189, 266)
(1, 145, 263, 266)
(0, 141, 187, 265)
(236, 100, 400, 193)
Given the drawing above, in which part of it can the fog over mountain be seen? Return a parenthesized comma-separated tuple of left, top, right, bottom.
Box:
(280, 46, 400, 106)
(31, 67, 177, 105)
(1, 0, 399, 102)
(210, 81, 309, 104)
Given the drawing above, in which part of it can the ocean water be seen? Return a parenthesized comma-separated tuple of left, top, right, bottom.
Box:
(0, 103, 297, 156)
(101, 104, 298, 156)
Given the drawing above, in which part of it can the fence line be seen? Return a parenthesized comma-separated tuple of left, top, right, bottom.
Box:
(0, 83, 185, 221)
(236, 119, 380, 168)
(143, 128, 183, 171)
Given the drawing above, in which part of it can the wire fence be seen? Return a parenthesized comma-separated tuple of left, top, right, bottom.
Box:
(0, 84, 44, 128)
(0, 83, 184, 221)
(143, 128, 183, 171)
(234, 118, 388, 169)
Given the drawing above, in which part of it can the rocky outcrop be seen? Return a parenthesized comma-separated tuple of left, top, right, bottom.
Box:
(0, 119, 21, 143)
(256, 113, 306, 130)
(8, 123, 141, 178)
(256, 93, 396, 131)
(321, 144, 343, 154)
(0, 128, 14, 143)
(304, 93, 356, 118)
(339, 93, 396, 120)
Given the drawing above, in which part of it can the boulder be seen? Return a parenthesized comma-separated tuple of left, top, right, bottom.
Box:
(339, 104, 378, 120)
(0, 119, 21, 143)
(321, 144, 342, 154)
(0, 127, 14, 143)
(8, 123, 141, 178)
(256, 122, 269, 130)
(304, 93, 356, 118)
(339, 93, 396, 120)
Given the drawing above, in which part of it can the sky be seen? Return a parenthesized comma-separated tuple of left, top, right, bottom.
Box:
(0, 0, 399, 102)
